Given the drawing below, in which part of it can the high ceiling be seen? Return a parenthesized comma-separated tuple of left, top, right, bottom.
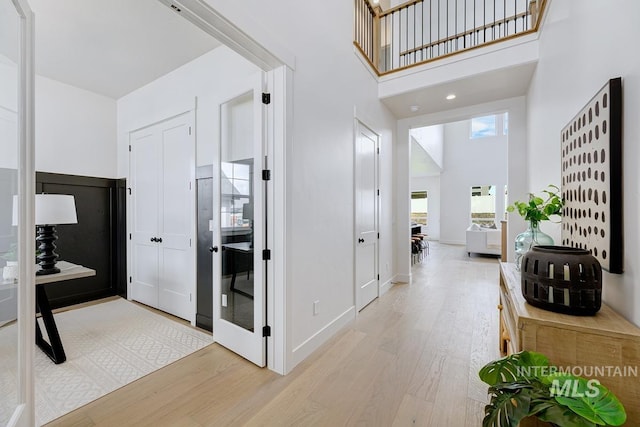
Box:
(380, 63, 537, 120)
(29, 0, 221, 99)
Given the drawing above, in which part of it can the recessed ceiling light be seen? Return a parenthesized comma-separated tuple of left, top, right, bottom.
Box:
(410, 105, 420, 112)
(446, 94, 456, 100)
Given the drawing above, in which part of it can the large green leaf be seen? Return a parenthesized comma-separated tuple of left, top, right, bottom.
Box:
(544, 374, 627, 426)
(535, 404, 597, 427)
(479, 351, 549, 386)
(483, 383, 532, 427)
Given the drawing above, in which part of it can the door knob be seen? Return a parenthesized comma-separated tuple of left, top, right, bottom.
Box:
(358, 238, 365, 243)
(150, 237, 157, 242)
(209, 246, 219, 253)
(157, 237, 163, 243)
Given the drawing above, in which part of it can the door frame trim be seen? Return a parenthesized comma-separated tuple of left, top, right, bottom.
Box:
(12, 0, 36, 425)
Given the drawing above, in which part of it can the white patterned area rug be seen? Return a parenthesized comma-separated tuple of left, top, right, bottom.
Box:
(31, 298, 213, 425)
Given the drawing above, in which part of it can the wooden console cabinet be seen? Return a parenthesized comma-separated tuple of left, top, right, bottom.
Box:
(499, 262, 640, 425)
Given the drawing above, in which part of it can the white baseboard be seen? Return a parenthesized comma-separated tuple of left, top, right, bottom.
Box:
(393, 273, 411, 284)
(289, 306, 356, 371)
(380, 277, 393, 296)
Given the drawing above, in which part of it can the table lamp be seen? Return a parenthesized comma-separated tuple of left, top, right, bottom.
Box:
(35, 194, 78, 276)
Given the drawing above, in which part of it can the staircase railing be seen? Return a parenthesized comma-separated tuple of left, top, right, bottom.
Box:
(354, 0, 546, 75)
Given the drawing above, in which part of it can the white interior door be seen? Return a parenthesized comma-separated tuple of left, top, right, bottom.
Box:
(355, 120, 379, 311)
(158, 118, 195, 320)
(130, 112, 195, 322)
(212, 73, 266, 366)
(130, 129, 160, 308)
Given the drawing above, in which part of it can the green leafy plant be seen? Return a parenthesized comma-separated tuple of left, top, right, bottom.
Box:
(479, 351, 627, 427)
(507, 185, 563, 226)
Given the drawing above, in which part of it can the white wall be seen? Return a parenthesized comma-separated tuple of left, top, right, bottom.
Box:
(36, 76, 117, 178)
(2, 56, 116, 177)
(203, 0, 397, 372)
(411, 124, 444, 169)
(221, 93, 253, 163)
(526, 0, 640, 326)
(117, 46, 259, 174)
(411, 175, 441, 240)
(440, 119, 508, 244)
(0, 60, 18, 170)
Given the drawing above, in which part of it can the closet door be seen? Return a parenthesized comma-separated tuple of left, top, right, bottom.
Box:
(130, 129, 160, 308)
(158, 117, 195, 321)
(130, 112, 195, 322)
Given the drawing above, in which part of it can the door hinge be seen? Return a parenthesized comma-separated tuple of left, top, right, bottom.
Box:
(262, 93, 271, 105)
(262, 325, 271, 337)
(129, 233, 132, 240)
(377, 189, 380, 196)
(377, 232, 380, 239)
(189, 181, 192, 190)
(262, 170, 271, 181)
(129, 145, 131, 152)
(129, 276, 132, 283)
(377, 147, 380, 154)
(262, 249, 271, 261)
(189, 126, 192, 135)
(190, 293, 192, 302)
(377, 274, 380, 281)
(189, 238, 192, 247)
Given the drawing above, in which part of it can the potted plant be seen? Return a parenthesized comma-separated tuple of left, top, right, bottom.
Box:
(479, 351, 626, 427)
(507, 185, 564, 268)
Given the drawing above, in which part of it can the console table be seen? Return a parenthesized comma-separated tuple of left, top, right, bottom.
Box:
(499, 262, 640, 425)
(36, 261, 96, 364)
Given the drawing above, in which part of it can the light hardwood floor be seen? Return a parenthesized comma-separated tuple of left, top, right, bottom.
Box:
(46, 243, 500, 426)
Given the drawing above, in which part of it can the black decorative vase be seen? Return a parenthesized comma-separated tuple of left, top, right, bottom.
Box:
(36, 225, 60, 275)
(521, 246, 602, 316)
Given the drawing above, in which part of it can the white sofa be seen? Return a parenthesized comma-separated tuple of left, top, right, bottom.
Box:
(466, 223, 501, 256)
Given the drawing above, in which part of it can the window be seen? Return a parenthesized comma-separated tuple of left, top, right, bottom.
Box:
(470, 115, 496, 138)
(470, 185, 496, 226)
(503, 112, 509, 135)
(411, 191, 427, 225)
(221, 160, 252, 229)
(470, 113, 509, 139)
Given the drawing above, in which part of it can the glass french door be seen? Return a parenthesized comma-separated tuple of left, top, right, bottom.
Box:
(0, 0, 35, 425)
(212, 73, 266, 367)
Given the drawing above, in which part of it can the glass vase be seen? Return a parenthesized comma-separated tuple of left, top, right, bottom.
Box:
(514, 221, 554, 270)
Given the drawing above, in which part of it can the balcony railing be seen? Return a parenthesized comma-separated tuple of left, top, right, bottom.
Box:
(355, 0, 546, 75)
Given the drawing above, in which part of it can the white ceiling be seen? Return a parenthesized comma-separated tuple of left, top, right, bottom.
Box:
(26, 1, 535, 119)
(30, 0, 221, 99)
(381, 63, 537, 119)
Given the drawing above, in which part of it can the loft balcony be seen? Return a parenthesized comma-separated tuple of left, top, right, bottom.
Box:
(355, 0, 548, 118)
(355, 0, 546, 75)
